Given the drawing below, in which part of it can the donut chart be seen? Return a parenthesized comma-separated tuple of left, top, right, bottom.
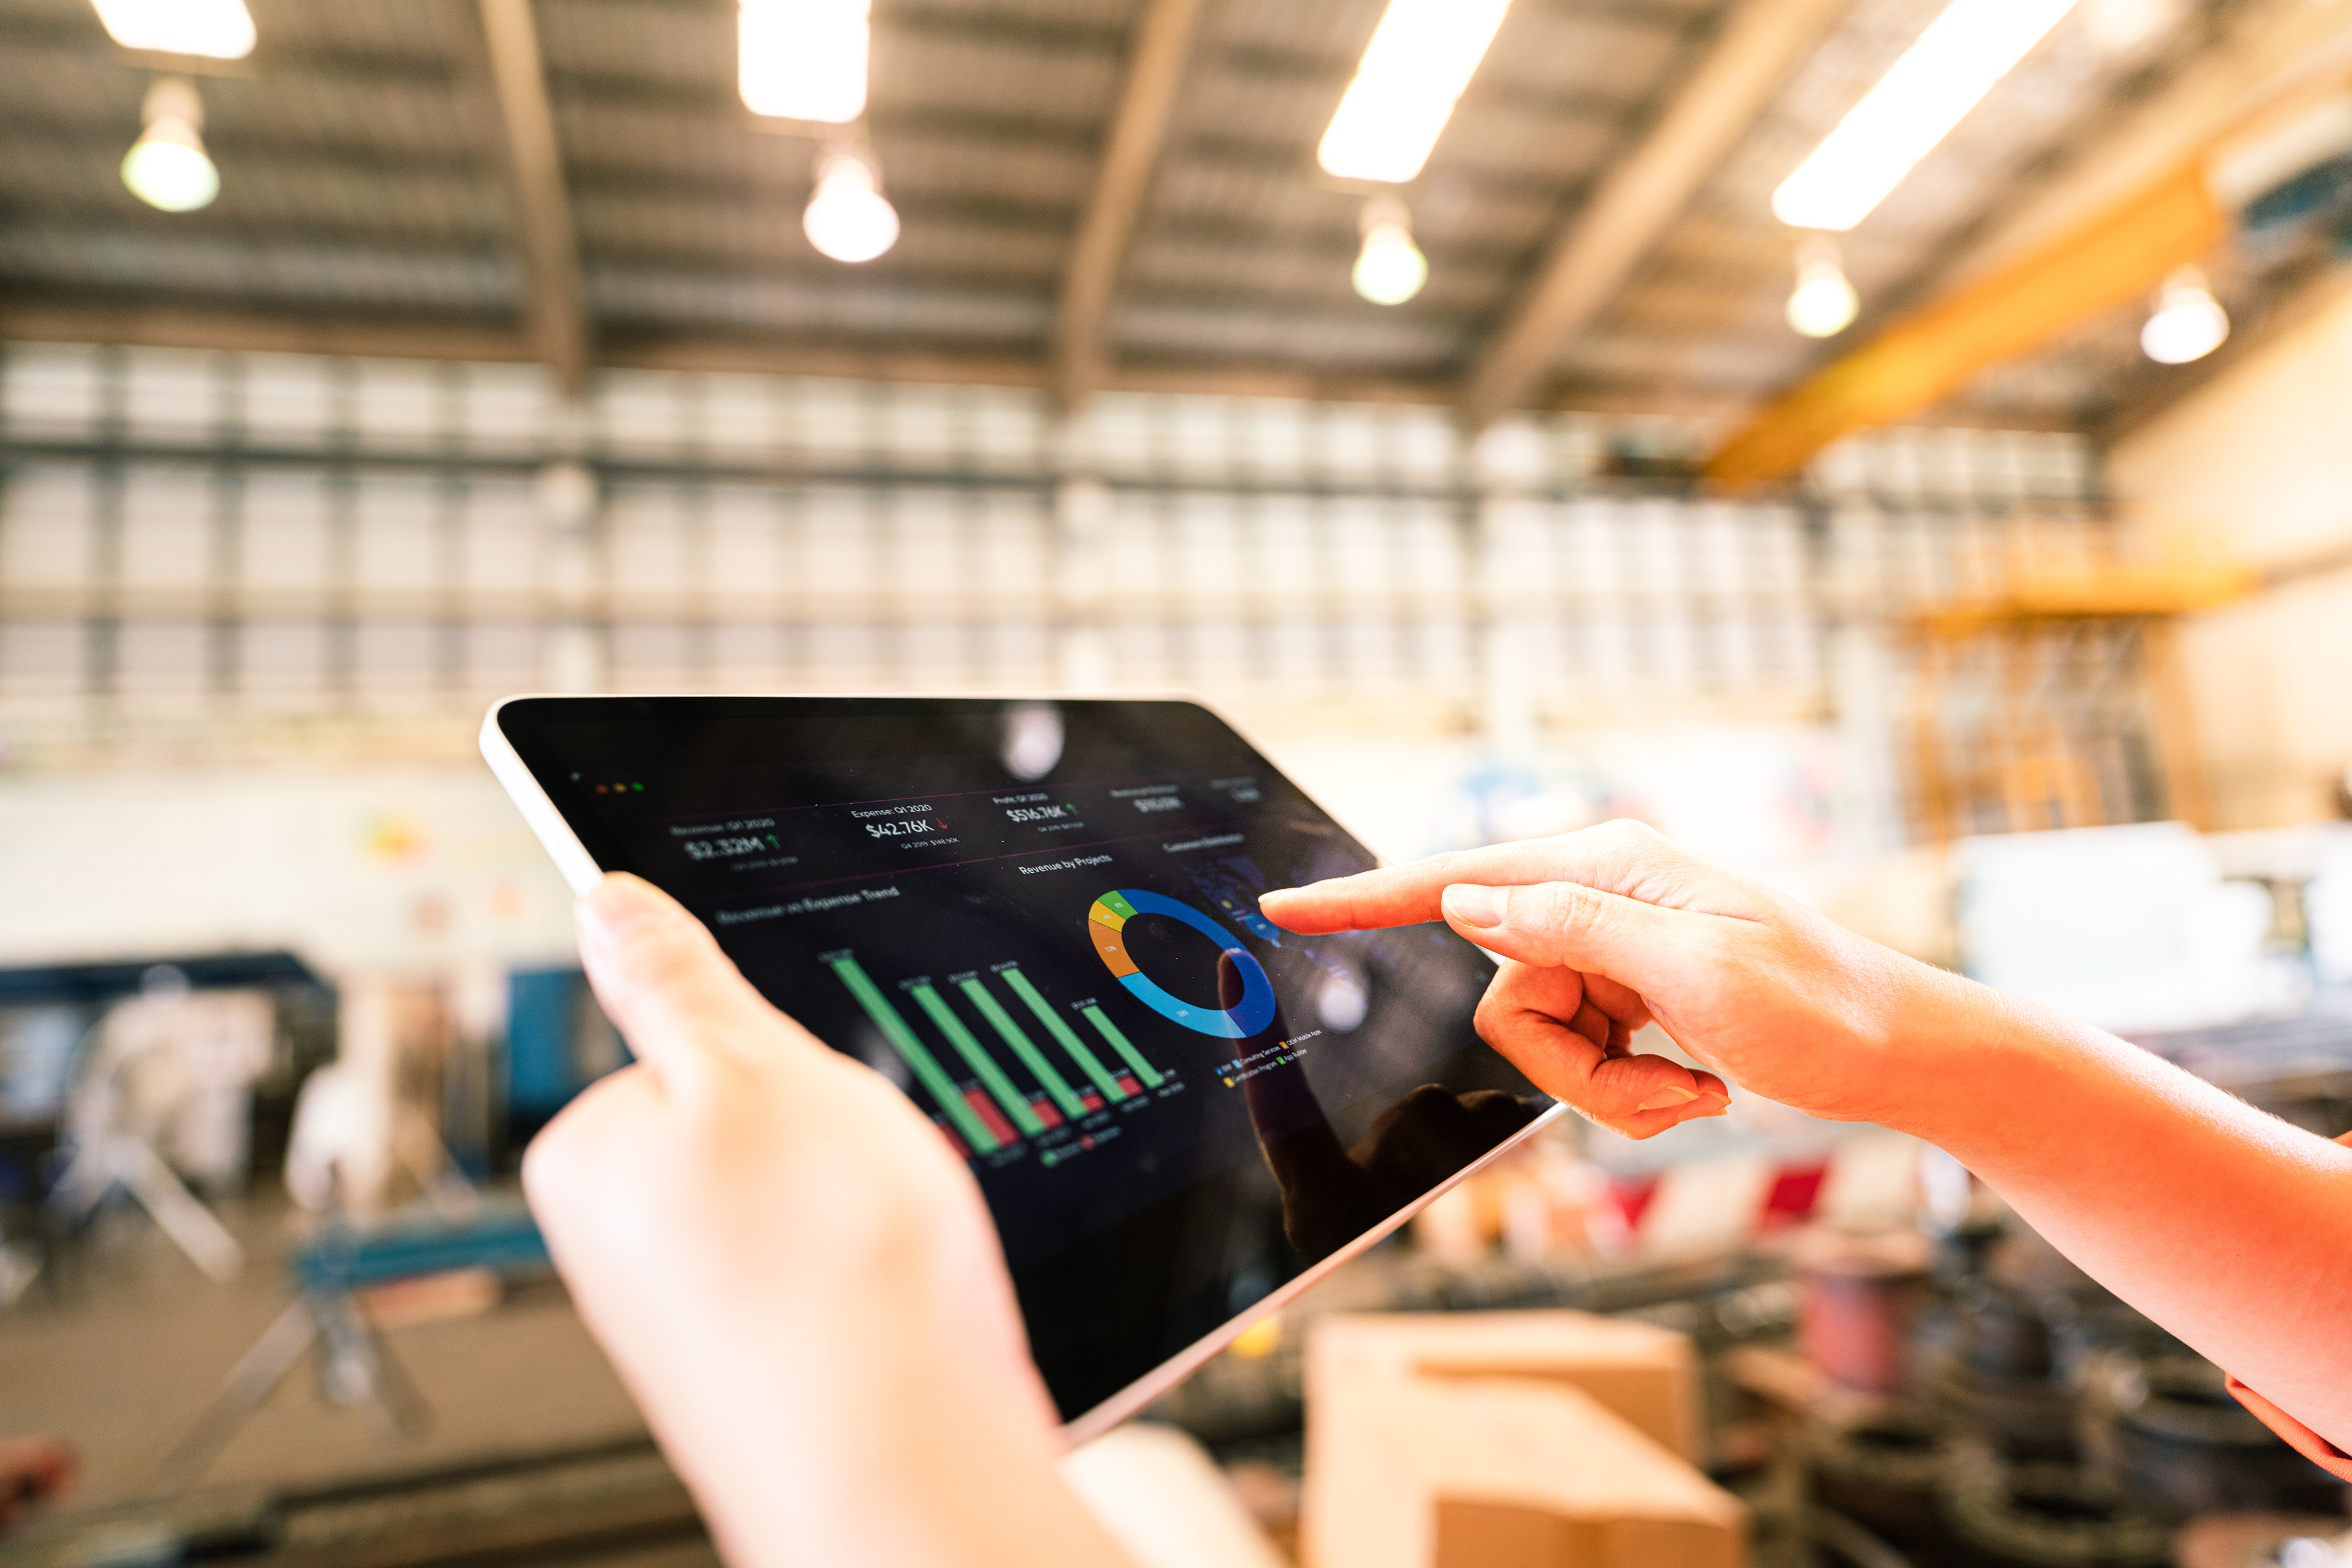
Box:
(1087, 888, 1277, 1039)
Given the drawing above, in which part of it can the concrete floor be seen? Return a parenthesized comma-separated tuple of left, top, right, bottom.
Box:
(0, 1185, 646, 1513)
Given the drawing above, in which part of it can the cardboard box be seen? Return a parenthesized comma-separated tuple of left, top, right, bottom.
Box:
(1302, 1312, 1741, 1568)
(1308, 1309, 1702, 1461)
(1305, 1376, 1745, 1568)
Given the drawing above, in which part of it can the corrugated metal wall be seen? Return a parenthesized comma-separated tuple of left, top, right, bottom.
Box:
(0, 343, 2102, 755)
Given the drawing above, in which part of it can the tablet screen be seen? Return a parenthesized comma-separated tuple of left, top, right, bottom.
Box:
(494, 696, 1550, 1423)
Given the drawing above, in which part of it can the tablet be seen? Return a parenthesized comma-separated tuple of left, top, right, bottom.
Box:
(482, 695, 1560, 1440)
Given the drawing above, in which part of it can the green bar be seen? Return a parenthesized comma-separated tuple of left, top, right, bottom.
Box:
(829, 957, 996, 1153)
(960, 978, 1085, 1119)
(1000, 965, 1126, 1103)
(908, 983, 1043, 1137)
(1082, 1006, 1165, 1090)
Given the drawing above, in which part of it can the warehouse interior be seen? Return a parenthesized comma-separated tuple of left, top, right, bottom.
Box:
(4, 0, 2352, 1563)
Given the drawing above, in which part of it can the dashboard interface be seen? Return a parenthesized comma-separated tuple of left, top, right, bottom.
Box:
(496, 696, 1548, 1420)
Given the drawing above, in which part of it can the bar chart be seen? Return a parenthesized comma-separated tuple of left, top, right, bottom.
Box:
(823, 948, 1173, 1160)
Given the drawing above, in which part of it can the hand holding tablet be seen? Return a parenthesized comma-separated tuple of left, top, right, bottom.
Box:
(528, 872, 1131, 1568)
(485, 696, 1560, 1435)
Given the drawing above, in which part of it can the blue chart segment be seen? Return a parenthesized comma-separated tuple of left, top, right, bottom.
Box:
(1086, 888, 1277, 1039)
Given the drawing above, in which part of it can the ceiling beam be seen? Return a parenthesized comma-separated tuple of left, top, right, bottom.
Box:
(600, 333, 1048, 391)
(1051, 0, 1208, 413)
(0, 297, 1474, 408)
(477, 0, 589, 397)
(1456, 0, 1855, 428)
(0, 297, 536, 364)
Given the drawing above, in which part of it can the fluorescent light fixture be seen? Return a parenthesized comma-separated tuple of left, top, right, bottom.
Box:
(122, 76, 219, 213)
(1772, 0, 2078, 231)
(1785, 241, 1858, 337)
(804, 148, 898, 262)
(2140, 267, 2227, 364)
(1352, 196, 1428, 305)
(2079, 0, 2178, 58)
(91, 0, 255, 59)
(740, 0, 870, 123)
(1318, 0, 1512, 184)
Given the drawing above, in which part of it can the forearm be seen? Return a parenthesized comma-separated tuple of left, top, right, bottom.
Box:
(1883, 968, 2352, 1449)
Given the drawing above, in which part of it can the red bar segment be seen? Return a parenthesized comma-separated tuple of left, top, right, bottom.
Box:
(965, 1088, 1019, 1146)
(1114, 1075, 1143, 1097)
(933, 1118, 969, 1161)
(1030, 1097, 1064, 1129)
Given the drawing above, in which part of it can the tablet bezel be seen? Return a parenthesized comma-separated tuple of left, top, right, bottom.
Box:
(481, 693, 1565, 1445)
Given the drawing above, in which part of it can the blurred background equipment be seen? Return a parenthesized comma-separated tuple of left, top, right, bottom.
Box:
(5, 0, 2352, 1560)
(49, 981, 273, 1282)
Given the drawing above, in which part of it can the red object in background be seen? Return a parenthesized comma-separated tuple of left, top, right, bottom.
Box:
(0, 1436, 74, 1529)
(964, 1089, 1018, 1146)
(1758, 1160, 1830, 1232)
(1795, 1230, 1931, 1395)
(1606, 1172, 1664, 1236)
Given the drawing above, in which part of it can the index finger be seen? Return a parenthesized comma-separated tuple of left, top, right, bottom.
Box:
(1260, 820, 1683, 934)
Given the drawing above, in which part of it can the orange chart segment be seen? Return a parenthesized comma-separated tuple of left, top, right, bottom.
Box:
(1093, 926, 1141, 977)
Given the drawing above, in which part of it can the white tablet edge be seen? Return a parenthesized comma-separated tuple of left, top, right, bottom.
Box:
(477, 694, 1564, 1448)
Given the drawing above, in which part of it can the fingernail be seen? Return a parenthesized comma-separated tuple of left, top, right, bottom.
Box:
(577, 873, 662, 946)
(1636, 1085, 1701, 1112)
(1442, 884, 1506, 929)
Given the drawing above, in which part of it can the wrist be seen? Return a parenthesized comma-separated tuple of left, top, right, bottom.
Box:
(1860, 961, 2104, 1156)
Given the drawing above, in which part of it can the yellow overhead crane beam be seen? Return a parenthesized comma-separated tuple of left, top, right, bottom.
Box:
(1706, 166, 2225, 485)
(1906, 558, 2261, 639)
(1704, 57, 2352, 486)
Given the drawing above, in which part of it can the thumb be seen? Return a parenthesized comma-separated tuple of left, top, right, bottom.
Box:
(574, 873, 795, 1079)
(1439, 879, 1701, 990)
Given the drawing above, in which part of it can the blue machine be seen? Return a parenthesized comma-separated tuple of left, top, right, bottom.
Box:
(504, 967, 628, 1148)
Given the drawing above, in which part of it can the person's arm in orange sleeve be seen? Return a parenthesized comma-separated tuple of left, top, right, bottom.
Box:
(1262, 822, 2352, 1460)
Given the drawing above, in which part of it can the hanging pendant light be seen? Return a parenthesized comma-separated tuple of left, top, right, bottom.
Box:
(2139, 267, 2228, 364)
(1352, 195, 1427, 306)
(121, 75, 219, 213)
(804, 145, 899, 263)
(1785, 238, 1859, 338)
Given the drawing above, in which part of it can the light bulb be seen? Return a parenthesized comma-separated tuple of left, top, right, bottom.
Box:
(1352, 196, 1427, 306)
(1786, 245, 1859, 337)
(2140, 267, 2228, 364)
(803, 150, 899, 263)
(122, 77, 219, 212)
